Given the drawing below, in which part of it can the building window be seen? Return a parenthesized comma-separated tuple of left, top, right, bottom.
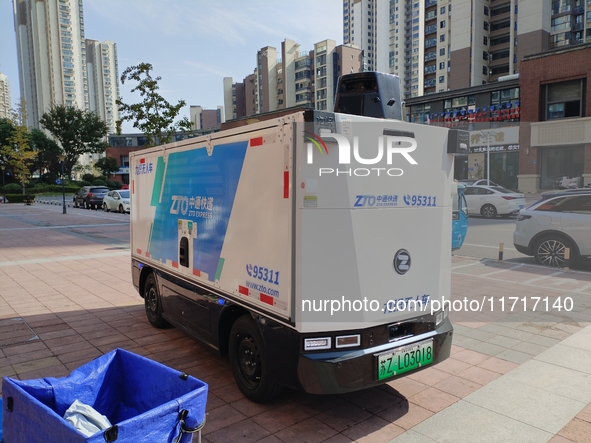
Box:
(484, 5, 489, 15)
(484, 21, 489, 31)
(439, 62, 445, 69)
(440, 48, 445, 56)
(440, 20, 446, 28)
(483, 66, 488, 75)
(440, 34, 445, 42)
(483, 36, 488, 45)
(439, 76, 445, 83)
(545, 79, 585, 120)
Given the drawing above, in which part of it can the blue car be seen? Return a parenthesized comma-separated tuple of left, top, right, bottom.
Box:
(452, 183, 469, 251)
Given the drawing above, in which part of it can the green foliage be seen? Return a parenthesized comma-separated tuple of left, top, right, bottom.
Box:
(117, 62, 192, 147)
(82, 173, 96, 182)
(95, 156, 120, 177)
(6, 194, 36, 203)
(107, 180, 123, 189)
(4, 183, 22, 193)
(30, 128, 61, 177)
(80, 180, 92, 186)
(0, 101, 37, 192)
(92, 179, 108, 186)
(39, 104, 109, 177)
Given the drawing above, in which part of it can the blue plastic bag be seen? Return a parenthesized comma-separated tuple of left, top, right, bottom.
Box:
(2, 348, 207, 443)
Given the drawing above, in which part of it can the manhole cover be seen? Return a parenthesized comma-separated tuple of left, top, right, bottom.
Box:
(0, 317, 39, 347)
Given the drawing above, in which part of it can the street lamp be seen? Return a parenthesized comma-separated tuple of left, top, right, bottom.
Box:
(1, 164, 5, 204)
(58, 154, 66, 214)
(480, 130, 497, 186)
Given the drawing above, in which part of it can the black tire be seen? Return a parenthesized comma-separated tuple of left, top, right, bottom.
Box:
(73, 199, 79, 208)
(229, 315, 283, 403)
(144, 273, 169, 328)
(103, 203, 109, 212)
(480, 204, 497, 218)
(83, 200, 89, 210)
(534, 236, 576, 268)
(119, 204, 125, 214)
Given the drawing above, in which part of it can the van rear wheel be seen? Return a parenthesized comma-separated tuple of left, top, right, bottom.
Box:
(229, 315, 283, 403)
(144, 273, 169, 328)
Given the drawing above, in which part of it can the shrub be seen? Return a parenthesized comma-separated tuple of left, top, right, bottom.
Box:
(111, 181, 123, 190)
(80, 181, 92, 186)
(6, 194, 36, 204)
(4, 183, 22, 193)
(92, 179, 108, 186)
(82, 173, 95, 183)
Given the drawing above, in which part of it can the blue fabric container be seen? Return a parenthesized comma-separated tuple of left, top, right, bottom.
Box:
(1, 348, 207, 443)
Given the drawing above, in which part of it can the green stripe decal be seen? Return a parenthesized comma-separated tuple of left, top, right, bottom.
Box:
(150, 156, 166, 207)
(215, 257, 225, 282)
(147, 222, 154, 254)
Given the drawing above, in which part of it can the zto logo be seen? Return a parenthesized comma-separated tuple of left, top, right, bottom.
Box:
(305, 132, 418, 177)
(393, 249, 411, 275)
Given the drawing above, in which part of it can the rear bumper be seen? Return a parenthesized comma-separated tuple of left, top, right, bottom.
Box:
(296, 318, 453, 395)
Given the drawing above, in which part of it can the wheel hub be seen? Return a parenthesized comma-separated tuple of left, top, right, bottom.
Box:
(237, 335, 260, 384)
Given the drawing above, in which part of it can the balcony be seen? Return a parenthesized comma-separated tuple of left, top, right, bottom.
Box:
(425, 24, 437, 35)
(424, 51, 437, 62)
(425, 11, 437, 21)
(425, 0, 437, 7)
(424, 78, 436, 88)
(573, 6, 584, 14)
(425, 65, 437, 74)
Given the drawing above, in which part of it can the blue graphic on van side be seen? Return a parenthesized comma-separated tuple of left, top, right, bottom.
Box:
(148, 141, 248, 281)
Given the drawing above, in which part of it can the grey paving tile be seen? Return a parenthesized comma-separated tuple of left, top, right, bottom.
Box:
(464, 340, 506, 357)
(404, 400, 552, 443)
(464, 379, 586, 434)
(510, 341, 550, 356)
(502, 359, 591, 404)
(493, 348, 533, 365)
(485, 334, 521, 348)
(388, 429, 437, 443)
(534, 344, 591, 375)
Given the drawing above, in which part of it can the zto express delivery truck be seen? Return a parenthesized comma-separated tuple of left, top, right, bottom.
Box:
(130, 72, 468, 402)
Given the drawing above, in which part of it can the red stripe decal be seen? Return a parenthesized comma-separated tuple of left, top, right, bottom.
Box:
(260, 293, 274, 305)
(250, 137, 263, 147)
(239, 285, 249, 295)
(172, 261, 179, 268)
(193, 269, 201, 276)
(145, 252, 150, 258)
(136, 248, 142, 254)
(140, 158, 145, 164)
(132, 180, 134, 194)
(283, 171, 289, 199)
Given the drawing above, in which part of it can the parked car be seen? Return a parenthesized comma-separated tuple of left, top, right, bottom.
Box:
(463, 185, 526, 218)
(121, 184, 129, 190)
(73, 186, 109, 210)
(102, 190, 130, 213)
(514, 193, 591, 267)
(460, 179, 500, 187)
(540, 188, 591, 201)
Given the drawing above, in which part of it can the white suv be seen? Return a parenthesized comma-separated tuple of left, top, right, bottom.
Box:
(513, 193, 591, 267)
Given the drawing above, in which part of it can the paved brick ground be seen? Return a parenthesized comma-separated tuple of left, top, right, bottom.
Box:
(1, 203, 590, 442)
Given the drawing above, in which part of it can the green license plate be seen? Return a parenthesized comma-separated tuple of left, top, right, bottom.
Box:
(377, 339, 433, 380)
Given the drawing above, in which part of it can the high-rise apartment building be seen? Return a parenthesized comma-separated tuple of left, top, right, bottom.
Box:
(0, 72, 11, 118)
(86, 39, 119, 134)
(14, 0, 122, 136)
(189, 105, 224, 130)
(14, 0, 89, 128)
(346, 0, 591, 99)
(224, 39, 362, 119)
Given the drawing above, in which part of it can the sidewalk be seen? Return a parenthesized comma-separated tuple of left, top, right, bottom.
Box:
(1, 203, 590, 442)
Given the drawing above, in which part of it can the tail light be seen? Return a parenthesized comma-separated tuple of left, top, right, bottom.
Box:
(87, 193, 94, 198)
(502, 196, 517, 200)
(517, 215, 532, 221)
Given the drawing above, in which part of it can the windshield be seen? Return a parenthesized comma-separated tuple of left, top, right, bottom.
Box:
(119, 190, 130, 198)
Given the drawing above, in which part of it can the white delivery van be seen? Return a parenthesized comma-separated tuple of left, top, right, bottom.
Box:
(131, 72, 467, 402)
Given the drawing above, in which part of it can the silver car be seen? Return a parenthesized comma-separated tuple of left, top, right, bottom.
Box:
(102, 190, 131, 213)
(513, 193, 591, 267)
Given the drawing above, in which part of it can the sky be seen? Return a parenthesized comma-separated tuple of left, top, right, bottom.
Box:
(0, 0, 343, 133)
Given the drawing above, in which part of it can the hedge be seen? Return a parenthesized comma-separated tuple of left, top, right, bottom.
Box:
(6, 194, 36, 204)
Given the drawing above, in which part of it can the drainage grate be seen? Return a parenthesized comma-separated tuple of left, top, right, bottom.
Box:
(0, 317, 39, 347)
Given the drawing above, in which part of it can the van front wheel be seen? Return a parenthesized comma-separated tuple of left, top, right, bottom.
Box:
(229, 315, 283, 403)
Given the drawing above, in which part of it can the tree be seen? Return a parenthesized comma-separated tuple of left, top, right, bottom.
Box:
(39, 104, 109, 177)
(95, 156, 120, 177)
(0, 102, 37, 193)
(116, 62, 192, 147)
(30, 128, 61, 178)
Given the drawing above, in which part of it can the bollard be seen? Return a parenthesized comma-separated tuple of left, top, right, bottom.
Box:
(564, 247, 570, 270)
(498, 242, 504, 262)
